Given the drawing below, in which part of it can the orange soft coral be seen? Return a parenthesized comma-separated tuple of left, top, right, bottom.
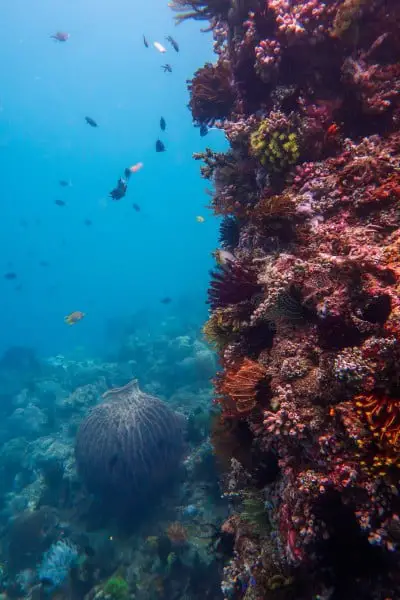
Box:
(355, 392, 400, 453)
(215, 358, 266, 415)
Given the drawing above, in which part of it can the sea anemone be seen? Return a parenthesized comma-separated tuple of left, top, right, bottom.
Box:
(188, 60, 235, 126)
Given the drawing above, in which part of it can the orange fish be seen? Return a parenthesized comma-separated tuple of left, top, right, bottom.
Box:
(64, 311, 85, 325)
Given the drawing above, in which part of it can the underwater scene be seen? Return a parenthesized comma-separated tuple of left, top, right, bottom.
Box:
(1, 0, 400, 599)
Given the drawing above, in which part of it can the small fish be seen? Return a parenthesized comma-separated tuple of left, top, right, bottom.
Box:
(39, 260, 50, 267)
(154, 41, 166, 53)
(213, 249, 235, 265)
(4, 272, 17, 280)
(160, 297, 172, 304)
(156, 139, 165, 152)
(55, 199, 66, 207)
(50, 32, 69, 42)
(161, 64, 172, 73)
(59, 179, 71, 187)
(84, 219, 92, 226)
(196, 215, 205, 223)
(160, 117, 166, 131)
(64, 311, 85, 326)
(166, 35, 179, 52)
(143, 35, 149, 48)
(200, 124, 208, 137)
(132, 203, 141, 212)
(85, 116, 98, 127)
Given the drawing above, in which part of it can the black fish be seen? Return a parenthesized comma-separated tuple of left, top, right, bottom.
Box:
(161, 64, 172, 73)
(132, 203, 141, 212)
(200, 124, 208, 137)
(84, 219, 92, 226)
(4, 272, 17, 280)
(59, 180, 69, 187)
(160, 296, 172, 304)
(55, 199, 66, 206)
(156, 139, 165, 152)
(85, 116, 98, 127)
(143, 35, 149, 48)
(166, 35, 179, 52)
(160, 117, 166, 131)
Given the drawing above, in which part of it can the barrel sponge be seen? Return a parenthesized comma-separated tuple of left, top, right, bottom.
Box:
(75, 379, 186, 499)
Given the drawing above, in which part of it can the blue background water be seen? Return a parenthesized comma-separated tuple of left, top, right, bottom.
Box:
(0, 0, 225, 357)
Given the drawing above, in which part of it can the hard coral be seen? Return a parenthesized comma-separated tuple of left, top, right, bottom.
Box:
(188, 60, 235, 126)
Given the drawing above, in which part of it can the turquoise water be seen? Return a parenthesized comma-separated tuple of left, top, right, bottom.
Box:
(0, 0, 224, 357)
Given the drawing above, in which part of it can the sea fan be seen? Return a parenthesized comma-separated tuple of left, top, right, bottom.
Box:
(75, 380, 186, 502)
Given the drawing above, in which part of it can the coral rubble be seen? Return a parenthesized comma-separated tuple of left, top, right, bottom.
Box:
(183, 0, 400, 596)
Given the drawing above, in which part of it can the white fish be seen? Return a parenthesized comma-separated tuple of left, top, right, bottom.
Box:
(154, 41, 167, 53)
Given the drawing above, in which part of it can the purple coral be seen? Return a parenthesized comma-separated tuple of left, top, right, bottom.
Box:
(75, 380, 185, 502)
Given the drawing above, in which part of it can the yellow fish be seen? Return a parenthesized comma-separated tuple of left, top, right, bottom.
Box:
(196, 215, 205, 223)
(64, 311, 85, 326)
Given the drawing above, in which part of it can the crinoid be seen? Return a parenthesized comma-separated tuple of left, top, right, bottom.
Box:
(169, 0, 231, 24)
(208, 260, 262, 311)
(188, 60, 234, 126)
(355, 392, 400, 454)
(215, 358, 267, 414)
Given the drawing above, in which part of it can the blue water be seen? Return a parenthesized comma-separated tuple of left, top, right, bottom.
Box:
(0, 0, 225, 357)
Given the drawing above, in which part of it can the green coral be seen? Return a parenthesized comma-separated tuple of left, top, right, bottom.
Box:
(103, 575, 129, 600)
(250, 116, 300, 173)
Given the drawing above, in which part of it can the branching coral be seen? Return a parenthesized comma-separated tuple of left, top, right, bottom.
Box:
(188, 60, 235, 126)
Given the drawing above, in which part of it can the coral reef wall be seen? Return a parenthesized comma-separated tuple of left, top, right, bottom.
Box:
(176, 0, 400, 596)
